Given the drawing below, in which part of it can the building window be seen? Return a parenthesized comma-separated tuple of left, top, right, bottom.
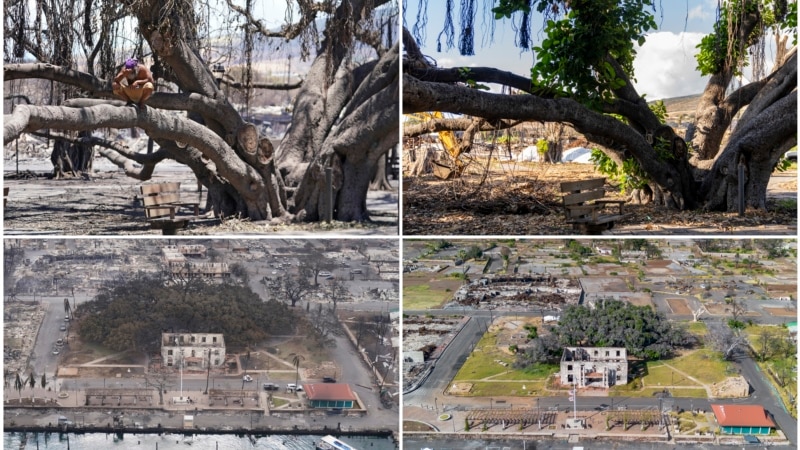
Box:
(168, 350, 173, 355)
(567, 374, 573, 383)
(202, 337, 206, 343)
(567, 365, 573, 371)
(616, 350, 621, 357)
(605, 351, 609, 356)
(213, 337, 217, 343)
(214, 359, 220, 365)
(191, 336, 196, 343)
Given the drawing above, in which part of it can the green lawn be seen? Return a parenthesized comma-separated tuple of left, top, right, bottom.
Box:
(402, 284, 450, 310)
(610, 387, 707, 398)
(468, 381, 546, 397)
(642, 362, 702, 387)
(667, 349, 728, 384)
(453, 334, 513, 381)
(496, 363, 559, 381)
(687, 321, 708, 336)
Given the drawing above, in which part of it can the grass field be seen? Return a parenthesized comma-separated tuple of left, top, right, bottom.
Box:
(642, 362, 702, 388)
(687, 321, 708, 336)
(452, 330, 555, 396)
(403, 272, 463, 310)
(403, 284, 451, 310)
(453, 334, 513, 381)
(468, 380, 547, 397)
(667, 349, 728, 384)
(611, 387, 708, 399)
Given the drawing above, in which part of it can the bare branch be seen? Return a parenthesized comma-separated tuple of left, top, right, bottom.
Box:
(404, 117, 519, 138)
(220, 75, 303, 91)
(224, 0, 333, 40)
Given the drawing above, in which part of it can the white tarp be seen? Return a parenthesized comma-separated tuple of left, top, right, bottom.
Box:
(561, 146, 593, 163)
(516, 145, 541, 162)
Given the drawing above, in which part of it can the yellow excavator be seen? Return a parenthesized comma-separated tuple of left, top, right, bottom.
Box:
(407, 111, 464, 179)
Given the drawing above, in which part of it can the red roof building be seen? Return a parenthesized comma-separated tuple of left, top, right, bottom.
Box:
(711, 404, 776, 435)
(303, 383, 358, 409)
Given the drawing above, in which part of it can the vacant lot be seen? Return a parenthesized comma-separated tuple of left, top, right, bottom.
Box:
(403, 272, 464, 310)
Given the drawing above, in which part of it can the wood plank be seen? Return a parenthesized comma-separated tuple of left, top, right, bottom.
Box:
(142, 192, 181, 206)
(562, 189, 606, 205)
(560, 178, 605, 192)
(568, 214, 626, 225)
(144, 205, 177, 219)
(141, 182, 181, 195)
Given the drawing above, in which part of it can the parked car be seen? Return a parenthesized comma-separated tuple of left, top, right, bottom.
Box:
(322, 377, 336, 383)
(59, 325, 66, 331)
(52, 349, 60, 355)
(263, 383, 279, 391)
(243, 375, 253, 382)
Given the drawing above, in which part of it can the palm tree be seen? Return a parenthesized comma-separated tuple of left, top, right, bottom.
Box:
(14, 372, 23, 400)
(64, 297, 72, 320)
(288, 353, 305, 390)
(27, 371, 36, 400)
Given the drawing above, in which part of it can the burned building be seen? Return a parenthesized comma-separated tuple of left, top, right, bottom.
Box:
(560, 347, 628, 388)
(161, 333, 226, 369)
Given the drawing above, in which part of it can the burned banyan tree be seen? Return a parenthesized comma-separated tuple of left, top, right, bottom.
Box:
(4, 0, 399, 223)
(403, 0, 796, 212)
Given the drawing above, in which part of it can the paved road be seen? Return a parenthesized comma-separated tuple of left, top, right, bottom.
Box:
(730, 347, 796, 445)
(403, 437, 761, 450)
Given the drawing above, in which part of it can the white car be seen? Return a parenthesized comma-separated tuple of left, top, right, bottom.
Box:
(243, 375, 253, 382)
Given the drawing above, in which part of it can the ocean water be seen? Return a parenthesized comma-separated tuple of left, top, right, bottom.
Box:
(4, 432, 397, 449)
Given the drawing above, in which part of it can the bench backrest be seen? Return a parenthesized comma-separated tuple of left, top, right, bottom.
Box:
(141, 182, 182, 219)
(560, 178, 607, 206)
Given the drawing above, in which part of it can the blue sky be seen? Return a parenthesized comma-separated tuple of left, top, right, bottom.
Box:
(402, 1, 774, 99)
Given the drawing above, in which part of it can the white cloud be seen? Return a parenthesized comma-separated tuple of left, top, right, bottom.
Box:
(632, 31, 709, 100)
(687, 5, 709, 21)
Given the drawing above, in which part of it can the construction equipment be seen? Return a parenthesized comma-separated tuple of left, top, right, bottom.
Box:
(406, 112, 464, 179)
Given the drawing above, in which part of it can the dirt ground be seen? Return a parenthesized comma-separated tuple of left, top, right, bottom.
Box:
(4, 158, 398, 235)
(403, 162, 797, 235)
(666, 298, 691, 315)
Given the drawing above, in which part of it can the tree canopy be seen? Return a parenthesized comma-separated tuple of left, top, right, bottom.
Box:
(404, 0, 796, 213)
(76, 275, 294, 352)
(4, 0, 399, 223)
(514, 299, 695, 369)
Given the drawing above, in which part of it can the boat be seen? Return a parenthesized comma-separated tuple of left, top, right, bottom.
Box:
(315, 435, 357, 450)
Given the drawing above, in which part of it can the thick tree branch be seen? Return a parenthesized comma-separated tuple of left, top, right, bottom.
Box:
(404, 75, 690, 203)
(4, 104, 263, 203)
(5, 63, 109, 96)
(225, 0, 333, 40)
(221, 76, 303, 91)
(404, 117, 519, 138)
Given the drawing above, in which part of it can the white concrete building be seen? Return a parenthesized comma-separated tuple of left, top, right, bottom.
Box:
(560, 346, 628, 388)
(161, 332, 226, 369)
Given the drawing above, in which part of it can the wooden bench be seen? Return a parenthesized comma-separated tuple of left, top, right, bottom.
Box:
(560, 178, 627, 234)
(140, 182, 200, 235)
